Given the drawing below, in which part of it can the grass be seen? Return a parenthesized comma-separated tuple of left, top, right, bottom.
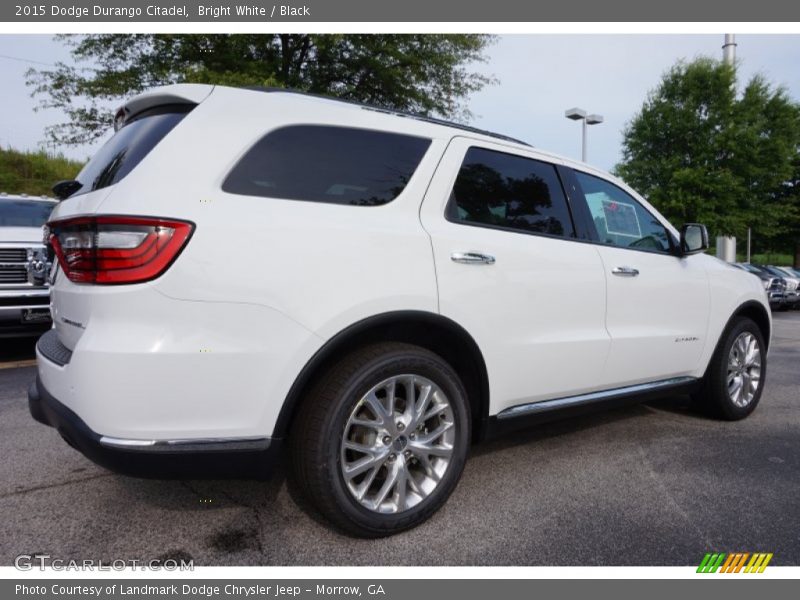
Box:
(0, 147, 85, 197)
(735, 253, 794, 266)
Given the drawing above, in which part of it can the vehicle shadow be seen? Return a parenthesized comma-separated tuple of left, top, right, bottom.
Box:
(469, 393, 713, 458)
(110, 392, 717, 549)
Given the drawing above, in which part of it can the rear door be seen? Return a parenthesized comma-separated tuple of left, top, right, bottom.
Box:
(420, 138, 610, 415)
(568, 168, 710, 386)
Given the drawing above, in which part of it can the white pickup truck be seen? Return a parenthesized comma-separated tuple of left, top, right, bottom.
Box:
(0, 194, 56, 337)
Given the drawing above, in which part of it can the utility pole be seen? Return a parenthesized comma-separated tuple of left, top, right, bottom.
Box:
(722, 34, 737, 66)
(716, 34, 738, 263)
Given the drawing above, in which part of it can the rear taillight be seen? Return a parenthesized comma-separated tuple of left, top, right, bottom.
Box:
(48, 216, 194, 285)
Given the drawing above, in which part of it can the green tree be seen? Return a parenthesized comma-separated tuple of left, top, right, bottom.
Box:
(615, 58, 800, 251)
(27, 34, 496, 146)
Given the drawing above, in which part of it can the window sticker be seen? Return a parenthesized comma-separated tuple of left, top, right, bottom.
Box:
(586, 192, 642, 239)
(598, 196, 642, 238)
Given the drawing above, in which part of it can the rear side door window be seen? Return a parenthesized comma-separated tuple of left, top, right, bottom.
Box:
(573, 170, 673, 253)
(223, 125, 431, 206)
(445, 147, 575, 238)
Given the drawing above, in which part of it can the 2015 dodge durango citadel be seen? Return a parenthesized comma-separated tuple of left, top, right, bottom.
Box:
(29, 84, 771, 537)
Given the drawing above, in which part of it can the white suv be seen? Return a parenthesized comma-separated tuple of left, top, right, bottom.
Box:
(30, 84, 770, 537)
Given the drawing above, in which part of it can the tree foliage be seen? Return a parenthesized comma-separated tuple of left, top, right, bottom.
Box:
(27, 34, 496, 146)
(615, 58, 800, 247)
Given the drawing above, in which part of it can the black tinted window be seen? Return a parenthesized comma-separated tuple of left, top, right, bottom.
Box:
(223, 125, 431, 206)
(0, 200, 54, 227)
(446, 147, 574, 238)
(72, 107, 190, 198)
(574, 171, 672, 253)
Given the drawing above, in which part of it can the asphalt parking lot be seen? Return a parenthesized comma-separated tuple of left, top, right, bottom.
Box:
(1, 314, 798, 566)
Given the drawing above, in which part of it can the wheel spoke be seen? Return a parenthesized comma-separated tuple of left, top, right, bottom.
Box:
(745, 337, 758, 365)
(422, 401, 448, 422)
(413, 384, 434, 426)
(416, 420, 453, 445)
(343, 440, 376, 455)
(738, 336, 748, 361)
(372, 463, 399, 508)
(411, 442, 453, 458)
(729, 376, 743, 403)
(355, 466, 381, 501)
(363, 392, 390, 426)
(414, 451, 440, 482)
(393, 464, 408, 511)
(385, 379, 397, 417)
(343, 450, 386, 479)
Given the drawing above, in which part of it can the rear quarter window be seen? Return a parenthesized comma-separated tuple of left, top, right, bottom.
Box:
(222, 125, 431, 206)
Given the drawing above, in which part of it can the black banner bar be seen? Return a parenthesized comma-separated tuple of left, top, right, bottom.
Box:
(4, 579, 799, 600)
(3, 0, 800, 22)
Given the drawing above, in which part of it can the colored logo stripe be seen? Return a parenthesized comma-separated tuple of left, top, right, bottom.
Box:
(697, 552, 773, 573)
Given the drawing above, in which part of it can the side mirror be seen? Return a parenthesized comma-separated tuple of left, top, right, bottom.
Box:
(679, 223, 709, 256)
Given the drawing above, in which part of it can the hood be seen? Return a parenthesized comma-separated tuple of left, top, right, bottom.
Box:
(0, 225, 46, 245)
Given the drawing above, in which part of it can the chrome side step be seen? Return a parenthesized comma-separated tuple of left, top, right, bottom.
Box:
(496, 376, 698, 421)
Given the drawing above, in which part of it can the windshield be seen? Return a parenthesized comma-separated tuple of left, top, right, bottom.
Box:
(0, 200, 55, 227)
(70, 106, 192, 198)
(739, 264, 762, 274)
(775, 267, 798, 278)
(760, 266, 789, 278)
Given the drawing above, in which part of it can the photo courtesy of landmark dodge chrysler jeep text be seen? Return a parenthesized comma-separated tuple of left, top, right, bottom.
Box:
(29, 84, 771, 537)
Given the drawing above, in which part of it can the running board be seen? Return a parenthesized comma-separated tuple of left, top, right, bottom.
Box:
(486, 376, 698, 438)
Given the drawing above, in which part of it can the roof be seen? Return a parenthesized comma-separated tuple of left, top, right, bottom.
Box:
(244, 86, 532, 148)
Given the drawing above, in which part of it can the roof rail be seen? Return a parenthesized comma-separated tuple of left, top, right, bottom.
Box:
(243, 86, 531, 147)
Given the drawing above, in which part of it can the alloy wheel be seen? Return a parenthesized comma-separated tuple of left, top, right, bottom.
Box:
(339, 374, 456, 514)
(726, 332, 762, 408)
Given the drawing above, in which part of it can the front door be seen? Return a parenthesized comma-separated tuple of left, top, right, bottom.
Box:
(570, 169, 710, 387)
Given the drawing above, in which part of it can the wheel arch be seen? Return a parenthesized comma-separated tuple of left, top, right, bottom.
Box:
(273, 310, 491, 443)
(730, 300, 771, 351)
(703, 299, 772, 377)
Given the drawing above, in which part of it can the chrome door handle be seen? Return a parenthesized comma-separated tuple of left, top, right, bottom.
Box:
(451, 252, 496, 265)
(612, 266, 639, 277)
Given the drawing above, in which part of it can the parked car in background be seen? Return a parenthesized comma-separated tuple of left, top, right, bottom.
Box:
(734, 263, 786, 310)
(777, 266, 800, 279)
(29, 84, 772, 536)
(0, 193, 56, 337)
(756, 265, 800, 309)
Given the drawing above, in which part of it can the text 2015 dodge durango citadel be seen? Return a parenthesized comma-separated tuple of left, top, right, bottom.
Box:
(29, 84, 771, 537)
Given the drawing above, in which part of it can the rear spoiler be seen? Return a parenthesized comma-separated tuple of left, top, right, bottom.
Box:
(114, 84, 215, 131)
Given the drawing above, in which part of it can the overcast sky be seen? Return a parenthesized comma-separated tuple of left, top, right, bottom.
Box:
(0, 34, 799, 172)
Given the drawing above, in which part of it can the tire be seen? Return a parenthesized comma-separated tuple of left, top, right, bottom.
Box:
(289, 342, 471, 537)
(694, 317, 767, 420)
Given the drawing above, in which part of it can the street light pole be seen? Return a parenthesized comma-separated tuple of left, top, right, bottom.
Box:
(581, 118, 587, 162)
(565, 107, 603, 163)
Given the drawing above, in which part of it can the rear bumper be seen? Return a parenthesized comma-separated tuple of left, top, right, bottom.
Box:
(28, 376, 283, 479)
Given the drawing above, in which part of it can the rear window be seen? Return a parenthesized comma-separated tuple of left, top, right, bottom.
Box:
(222, 125, 431, 206)
(0, 200, 55, 227)
(446, 147, 575, 238)
(70, 106, 192, 198)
